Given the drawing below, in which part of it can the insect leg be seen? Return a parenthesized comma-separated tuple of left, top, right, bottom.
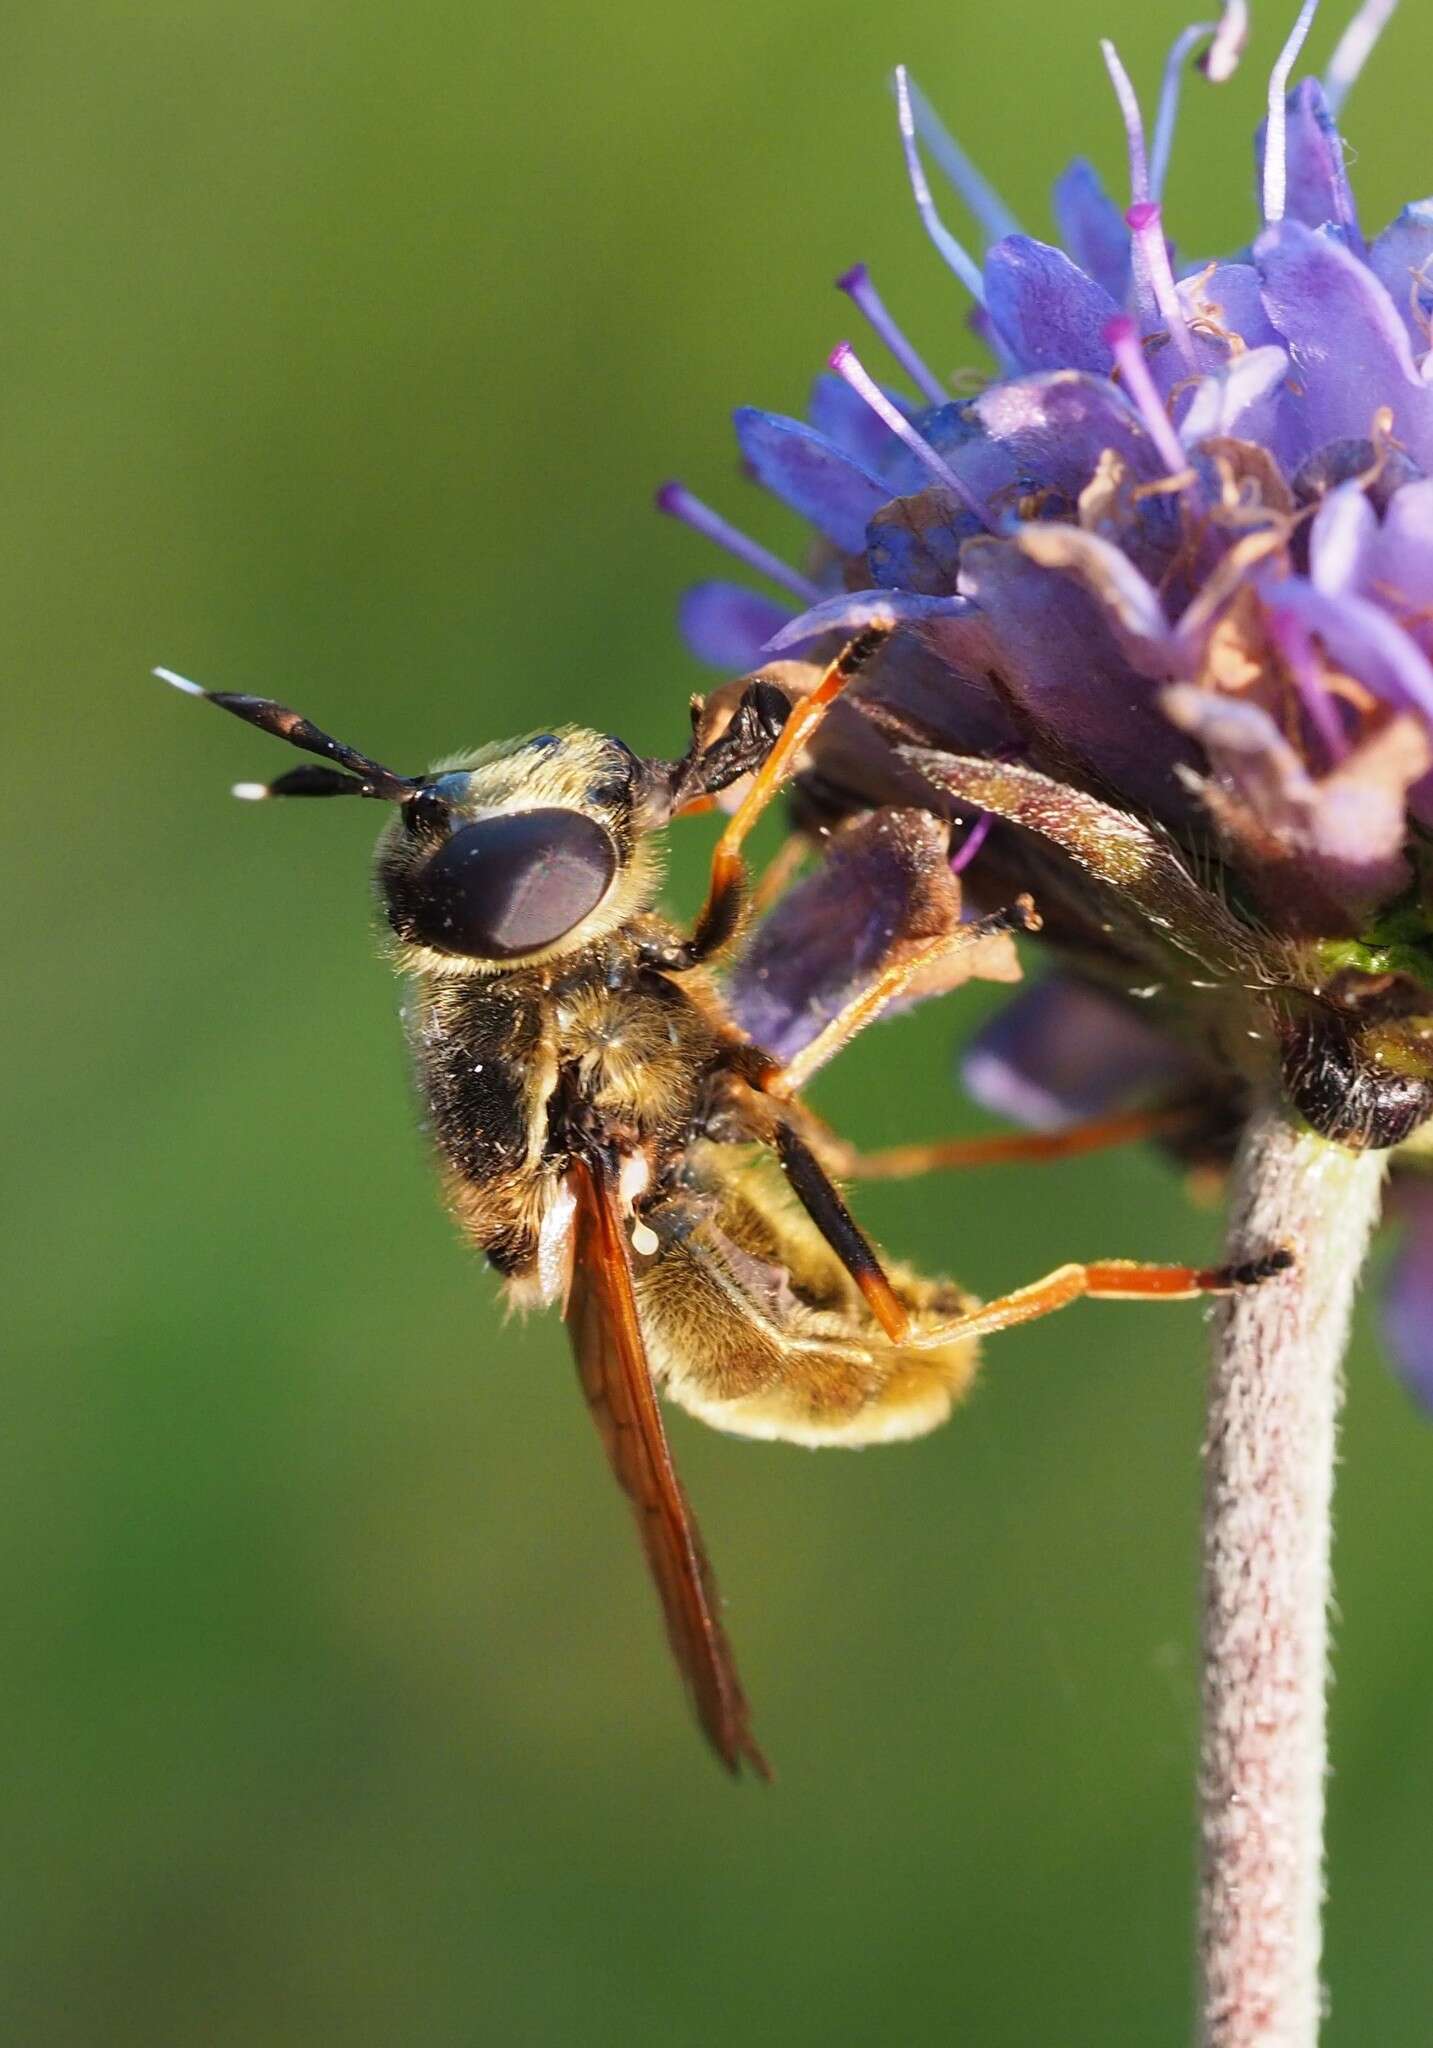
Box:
(895, 1247, 1294, 1351)
(768, 1117, 914, 1343)
(679, 628, 890, 965)
(762, 898, 1039, 1102)
(785, 1101, 1196, 1180)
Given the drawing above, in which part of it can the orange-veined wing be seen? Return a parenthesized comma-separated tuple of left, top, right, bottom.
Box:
(564, 1155, 770, 1779)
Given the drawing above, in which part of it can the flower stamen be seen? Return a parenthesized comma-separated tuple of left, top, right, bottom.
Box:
(1105, 314, 1193, 476)
(836, 265, 948, 406)
(1127, 201, 1197, 367)
(1268, 605, 1350, 761)
(1100, 39, 1151, 205)
(950, 811, 994, 874)
(1263, 0, 1324, 223)
(654, 484, 821, 602)
(892, 65, 986, 302)
(828, 343, 989, 526)
(1150, 20, 1222, 203)
(1200, 0, 1251, 85)
(1323, 0, 1400, 117)
(899, 71, 1021, 244)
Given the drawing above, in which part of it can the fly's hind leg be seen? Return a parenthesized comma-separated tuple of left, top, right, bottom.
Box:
(896, 1246, 1294, 1351)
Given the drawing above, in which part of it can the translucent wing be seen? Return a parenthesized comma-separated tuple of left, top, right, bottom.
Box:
(564, 1155, 770, 1779)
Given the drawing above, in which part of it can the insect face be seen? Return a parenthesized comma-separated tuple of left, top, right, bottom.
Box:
(375, 731, 660, 975)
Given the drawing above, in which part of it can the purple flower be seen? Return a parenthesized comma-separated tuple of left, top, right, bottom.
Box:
(663, 0, 1433, 1408)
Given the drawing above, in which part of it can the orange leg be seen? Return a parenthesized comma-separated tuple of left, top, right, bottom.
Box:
(899, 1248, 1293, 1351)
(738, 1086, 1285, 1353)
(794, 1101, 1195, 1180)
(684, 627, 888, 960)
(749, 830, 810, 914)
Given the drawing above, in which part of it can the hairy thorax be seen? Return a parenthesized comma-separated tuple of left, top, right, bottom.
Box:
(405, 920, 731, 1284)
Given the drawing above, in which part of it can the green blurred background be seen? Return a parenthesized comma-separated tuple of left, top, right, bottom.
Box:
(5, 3, 1432, 2041)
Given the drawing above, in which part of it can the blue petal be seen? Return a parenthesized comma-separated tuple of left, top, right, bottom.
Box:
(1255, 221, 1433, 468)
(1367, 201, 1433, 352)
(1383, 1179, 1433, 1414)
(984, 235, 1121, 374)
(678, 581, 796, 670)
(732, 408, 890, 553)
(1254, 81, 1361, 248)
(1051, 159, 1132, 306)
(727, 810, 995, 1061)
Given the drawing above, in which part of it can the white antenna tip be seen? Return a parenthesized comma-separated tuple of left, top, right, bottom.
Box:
(154, 666, 206, 697)
(231, 781, 269, 802)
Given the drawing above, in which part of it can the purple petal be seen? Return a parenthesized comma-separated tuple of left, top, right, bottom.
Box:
(1255, 221, 1433, 468)
(1175, 263, 1284, 356)
(961, 975, 1195, 1130)
(1309, 480, 1377, 595)
(953, 369, 1156, 503)
(1051, 158, 1132, 304)
(1370, 478, 1433, 637)
(947, 537, 1198, 818)
(1383, 1177, 1433, 1413)
(732, 408, 890, 553)
(1366, 201, 1433, 353)
(1161, 681, 1418, 922)
(764, 588, 974, 654)
(1259, 571, 1433, 720)
(983, 234, 1120, 375)
(1254, 80, 1361, 247)
(807, 371, 915, 475)
(678, 581, 796, 671)
(1011, 524, 1179, 671)
(1178, 344, 1292, 449)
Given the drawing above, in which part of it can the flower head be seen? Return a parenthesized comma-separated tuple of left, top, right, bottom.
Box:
(663, 0, 1433, 1403)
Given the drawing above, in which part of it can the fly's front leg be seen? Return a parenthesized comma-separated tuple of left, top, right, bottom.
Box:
(647, 629, 892, 974)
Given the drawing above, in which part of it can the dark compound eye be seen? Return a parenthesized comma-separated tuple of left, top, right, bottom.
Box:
(401, 806, 616, 959)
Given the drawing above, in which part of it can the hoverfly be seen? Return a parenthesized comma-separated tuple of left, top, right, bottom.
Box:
(163, 629, 1289, 1777)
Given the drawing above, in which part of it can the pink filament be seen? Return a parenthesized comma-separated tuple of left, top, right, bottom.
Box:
(1126, 201, 1196, 368)
(1100, 39, 1150, 205)
(654, 484, 820, 603)
(828, 343, 989, 527)
(1104, 315, 1189, 475)
(1264, 0, 1324, 223)
(836, 265, 948, 406)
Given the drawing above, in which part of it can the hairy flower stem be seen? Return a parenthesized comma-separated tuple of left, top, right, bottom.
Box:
(1197, 1102, 1386, 2048)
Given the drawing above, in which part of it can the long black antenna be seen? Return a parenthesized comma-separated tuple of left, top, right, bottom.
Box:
(156, 668, 417, 801)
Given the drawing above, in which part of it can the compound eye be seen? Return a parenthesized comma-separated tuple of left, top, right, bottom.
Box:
(406, 807, 616, 958)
